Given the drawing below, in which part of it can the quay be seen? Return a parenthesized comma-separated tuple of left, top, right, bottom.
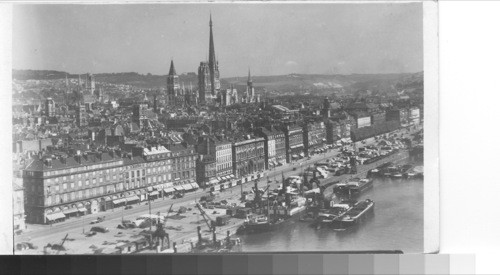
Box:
(16, 126, 420, 254)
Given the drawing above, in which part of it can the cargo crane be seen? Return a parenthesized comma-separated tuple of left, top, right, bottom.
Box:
(152, 204, 174, 251)
(251, 179, 270, 210)
(44, 233, 69, 254)
(194, 201, 218, 246)
(303, 166, 320, 190)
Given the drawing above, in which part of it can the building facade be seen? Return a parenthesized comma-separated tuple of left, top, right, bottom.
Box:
(325, 120, 342, 144)
(135, 145, 173, 199)
(215, 141, 233, 177)
(303, 121, 326, 156)
(22, 151, 150, 224)
(283, 125, 304, 163)
(255, 127, 285, 169)
(196, 136, 233, 178)
(196, 154, 216, 189)
(165, 144, 197, 191)
(232, 137, 265, 179)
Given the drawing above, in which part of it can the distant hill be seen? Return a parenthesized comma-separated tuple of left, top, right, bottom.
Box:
(13, 69, 423, 93)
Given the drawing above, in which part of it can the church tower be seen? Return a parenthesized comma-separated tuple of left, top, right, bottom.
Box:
(198, 14, 221, 105)
(246, 69, 255, 103)
(166, 60, 180, 105)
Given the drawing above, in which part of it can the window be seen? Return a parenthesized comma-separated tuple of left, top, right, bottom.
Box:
(92, 179, 96, 185)
(85, 180, 89, 186)
(70, 192, 75, 200)
(85, 189, 89, 197)
(63, 183, 67, 190)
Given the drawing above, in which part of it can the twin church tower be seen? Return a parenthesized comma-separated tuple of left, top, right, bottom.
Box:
(166, 14, 258, 107)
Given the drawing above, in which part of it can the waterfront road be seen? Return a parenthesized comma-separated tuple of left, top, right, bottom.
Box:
(17, 126, 420, 245)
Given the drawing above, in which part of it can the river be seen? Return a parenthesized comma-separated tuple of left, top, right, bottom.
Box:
(238, 176, 424, 253)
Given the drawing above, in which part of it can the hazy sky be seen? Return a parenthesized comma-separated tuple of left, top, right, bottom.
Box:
(13, 3, 423, 77)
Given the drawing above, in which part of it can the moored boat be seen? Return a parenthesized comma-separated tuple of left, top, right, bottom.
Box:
(330, 199, 375, 229)
(333, 178, 373, 198)
(314, 203, 351, 228)
(236, 215, 285, 234)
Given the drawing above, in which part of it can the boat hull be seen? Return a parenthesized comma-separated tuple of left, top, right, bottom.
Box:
(236, 219, 285, 235)
(330, 200, 375, 229)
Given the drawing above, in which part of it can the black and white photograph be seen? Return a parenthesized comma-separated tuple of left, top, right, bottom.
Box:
(8, 2, 437, 255)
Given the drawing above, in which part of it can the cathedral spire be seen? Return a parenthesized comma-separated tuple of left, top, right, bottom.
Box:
(168, 60, 177, 76)
(248, 68, 252, 83)
(208, 14, 216, 72)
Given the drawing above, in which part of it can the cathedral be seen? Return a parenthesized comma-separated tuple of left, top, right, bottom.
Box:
(198, 14, 221, 105)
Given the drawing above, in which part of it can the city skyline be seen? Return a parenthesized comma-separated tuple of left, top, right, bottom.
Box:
(13, 3, 423, 78)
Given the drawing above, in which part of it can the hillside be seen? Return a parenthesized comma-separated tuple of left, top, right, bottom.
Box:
(13, 69, 423, 93)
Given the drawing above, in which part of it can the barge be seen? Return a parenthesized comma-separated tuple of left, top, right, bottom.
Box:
(333, 178, 373, 198)
(236, 215, 285, 234)
(330, 199, 375, 229)
(313, 203, 351, 228)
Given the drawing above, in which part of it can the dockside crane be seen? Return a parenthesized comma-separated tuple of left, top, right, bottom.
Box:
(194, 201, 218, 246)
(153, 204, 174, 251)
(45, 233, 69, 255)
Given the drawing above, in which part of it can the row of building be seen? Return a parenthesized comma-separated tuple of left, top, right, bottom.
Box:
(21, 102, 421, 225)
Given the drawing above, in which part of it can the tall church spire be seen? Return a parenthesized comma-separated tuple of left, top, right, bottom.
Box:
(248, 68, 252, 84)
(208, 13, 216, 72)
(168, 60, 177, 76)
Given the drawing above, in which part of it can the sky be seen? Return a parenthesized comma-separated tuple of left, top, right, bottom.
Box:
(13, 3, 423, 77)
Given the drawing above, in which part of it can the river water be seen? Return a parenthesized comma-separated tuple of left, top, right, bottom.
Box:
(238, 176, 424, 253)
